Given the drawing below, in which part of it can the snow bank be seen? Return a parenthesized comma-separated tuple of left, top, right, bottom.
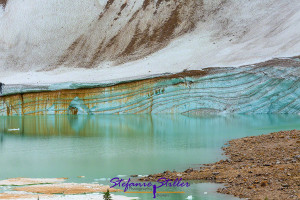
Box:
(0, 0, 299, 84)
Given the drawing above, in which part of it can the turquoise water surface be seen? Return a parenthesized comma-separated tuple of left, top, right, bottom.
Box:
(0, 114, 299, 199)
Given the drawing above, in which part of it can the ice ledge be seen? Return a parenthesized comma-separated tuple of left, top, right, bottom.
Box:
(0, 63, 299, 115)
(1, 56, 300, 97)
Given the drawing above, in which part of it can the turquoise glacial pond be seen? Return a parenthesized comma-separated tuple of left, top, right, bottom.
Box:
(0, 114, 299, 199)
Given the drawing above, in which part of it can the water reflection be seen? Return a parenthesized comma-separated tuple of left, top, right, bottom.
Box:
(0, 114, 299, 138)
(0, 114, 299, 200)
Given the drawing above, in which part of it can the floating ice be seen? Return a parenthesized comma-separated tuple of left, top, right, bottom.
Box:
(8, 128, 20, 131)
(95, 178, 107, 181)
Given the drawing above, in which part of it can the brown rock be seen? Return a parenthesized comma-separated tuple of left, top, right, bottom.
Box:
(260, 181, 268, 187)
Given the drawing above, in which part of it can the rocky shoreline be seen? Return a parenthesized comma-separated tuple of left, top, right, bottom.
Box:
(140, 130, 300, 200)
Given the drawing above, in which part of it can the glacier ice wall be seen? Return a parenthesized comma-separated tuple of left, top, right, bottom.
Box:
(1, 57, 299, 115)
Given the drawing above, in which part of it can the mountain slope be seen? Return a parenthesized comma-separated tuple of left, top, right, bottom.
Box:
(0, 0, 299, 84)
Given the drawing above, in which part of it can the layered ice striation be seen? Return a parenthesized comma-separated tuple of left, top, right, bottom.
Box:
(0, 57, 299, 115)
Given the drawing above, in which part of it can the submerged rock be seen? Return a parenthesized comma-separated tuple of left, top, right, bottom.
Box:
(0, 192, 137, 200)
(14, 183, 121, 195)
(0, 178, 67, 186)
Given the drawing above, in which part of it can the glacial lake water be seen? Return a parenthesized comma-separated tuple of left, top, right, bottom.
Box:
(0, 114, 299, 200)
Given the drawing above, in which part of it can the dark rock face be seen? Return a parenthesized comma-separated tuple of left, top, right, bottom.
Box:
(0, 0, 7, 8)
(0, 82, 3, 95)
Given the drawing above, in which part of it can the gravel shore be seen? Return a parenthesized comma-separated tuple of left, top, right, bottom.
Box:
(140, 130, 300, 200)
